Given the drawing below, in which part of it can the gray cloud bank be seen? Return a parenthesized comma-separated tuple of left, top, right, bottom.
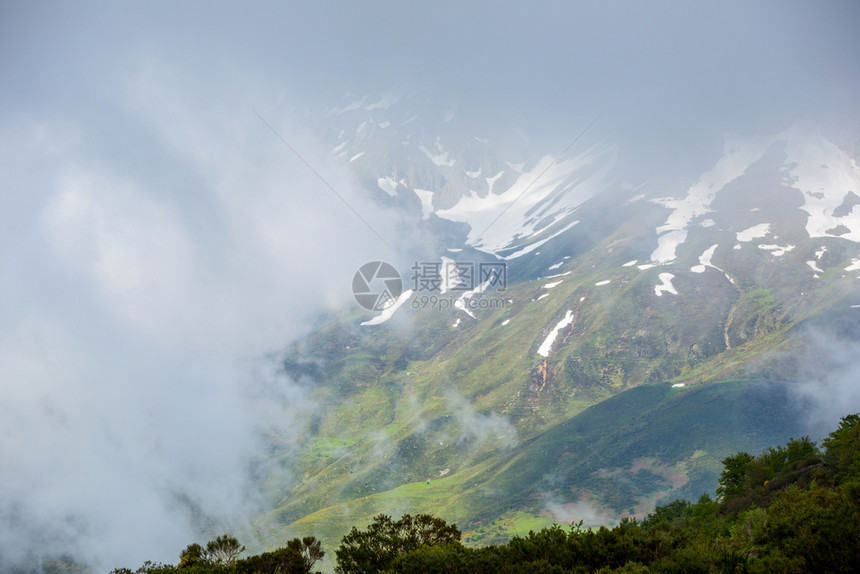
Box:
(0, 61, 403, 570)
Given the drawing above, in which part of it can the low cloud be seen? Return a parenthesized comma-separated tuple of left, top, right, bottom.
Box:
(0, 65, 407, 571)
(446, 391, 518, 449)
(788, 328, 860, 437)
(544, 498, 613, 528)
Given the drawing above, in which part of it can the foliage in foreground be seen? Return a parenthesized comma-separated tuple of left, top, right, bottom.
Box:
(112, 413, 860, 574)
(110, 535, 323, 574)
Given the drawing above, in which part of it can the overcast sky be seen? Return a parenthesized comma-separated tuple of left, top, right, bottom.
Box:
(1, 1, 859, 570)
(5, 2, 859, 125)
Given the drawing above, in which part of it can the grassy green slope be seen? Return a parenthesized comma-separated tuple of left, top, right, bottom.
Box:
(259, 378, 809, 558)
(255, 176, 860, 562)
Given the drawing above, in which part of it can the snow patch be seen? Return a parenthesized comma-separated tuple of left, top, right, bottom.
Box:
(485, 171, 504, 194)
(671, 383, 686, 388)
(414, 189, 434, 219)
(537, 310, 575, 357)
(651, 230, 687, 264)
(349, 151, 365, 162)
(466, 168, 482, 178)
(622, 259, 638, 267)
(758, 244, 795, 257)
(436, 147, 614, 255)
(807, 260, 824, 273)
(331, 141, 348, 154)
(595, 280, 611, 286)
(537, 293, 549, 301)
(365, 93, 400, 110)
(690, 244, 718, 273)
(419, 138, 456, 167)
(783, 128, 860, 242)
(361, 289, 414, 326)
(654, 273, 678, 296)
(439, 257, 464, 294)
(333, 98, 366, 114)
(501, 319, 511, 326)
(454, 274, 499, 317)
(378, 176, 400, 197)
(500, 220, 580, 260)
(736, 223, 771, 242)
(543, 280, 563, 289)
(455, 303, 476, 319)
(650, 138, 771, 263)
(545, 271, 571, 279)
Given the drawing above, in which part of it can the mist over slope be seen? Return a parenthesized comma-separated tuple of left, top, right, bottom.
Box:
(1, 1, 859, 572)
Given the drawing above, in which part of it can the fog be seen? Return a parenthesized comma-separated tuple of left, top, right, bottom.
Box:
(787, 329, 860, 438)
(447, 391, 518, 450)
(2, 0, 859, 570)
(0, 57, 404, 571)
(545, 499, 613, 528)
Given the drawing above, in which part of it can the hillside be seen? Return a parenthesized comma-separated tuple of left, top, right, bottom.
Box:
(248, 100, 860, 559)
(106, 413, 860, 573)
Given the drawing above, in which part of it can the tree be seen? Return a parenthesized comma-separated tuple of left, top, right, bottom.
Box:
(643, 498, 692, 526)
(203, 534, 245, 566)
(823, 413, 860, 483)
(334, 513, 461, 574)
(783, 435, 820, 469)
(286, 536, 325, 572)
(178, 543, 204, 569)
(716, 451, 754, 500)
(237, 536, 325, 574)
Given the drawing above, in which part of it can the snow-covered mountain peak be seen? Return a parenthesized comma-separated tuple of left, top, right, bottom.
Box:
(648, 126, 860, 265)
(317, 94, 860, 271)
(781, 126, 860, 242)
(318, 91, 619, 258)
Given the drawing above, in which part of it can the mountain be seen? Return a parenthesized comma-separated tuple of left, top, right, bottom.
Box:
(254, 94, 860, 560)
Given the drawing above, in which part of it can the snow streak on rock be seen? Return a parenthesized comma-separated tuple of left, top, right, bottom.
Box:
(436, 147, 614, 256)
(361, 289, 414, 326)
(650, 139, 771, 263)
(537, 310, 575, 357)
